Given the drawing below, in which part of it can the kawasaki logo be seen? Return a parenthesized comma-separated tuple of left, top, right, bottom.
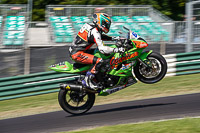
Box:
(110, 52, 138, 65)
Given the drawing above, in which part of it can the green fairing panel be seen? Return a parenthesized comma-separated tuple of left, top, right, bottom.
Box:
(139, 50, 153, 61)
(49, 45, 116, 73)
(94, 51, 114, 59)
(49, 61, 91, 73)
(109, 67, 133, 77)
(94, 45, 115, 59)
(98, 76, 130, 96)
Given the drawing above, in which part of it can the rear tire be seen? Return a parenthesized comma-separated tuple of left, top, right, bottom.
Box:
(134, 52, 167, 84)
(58, 89, 95, 115)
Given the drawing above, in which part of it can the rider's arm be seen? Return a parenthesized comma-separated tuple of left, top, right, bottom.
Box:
(92, 29, 115, 54)
(101, 34, 112, 41)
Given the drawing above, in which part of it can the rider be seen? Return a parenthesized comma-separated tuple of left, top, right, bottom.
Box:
(69, 13, 125, 89)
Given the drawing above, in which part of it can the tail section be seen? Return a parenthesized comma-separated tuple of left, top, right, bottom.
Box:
(49, 61, 91, 73)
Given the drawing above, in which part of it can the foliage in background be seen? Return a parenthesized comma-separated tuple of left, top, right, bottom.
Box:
(0, 0, 186, 21)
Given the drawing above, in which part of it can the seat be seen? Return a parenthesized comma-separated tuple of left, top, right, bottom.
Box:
(3, 39, 13, 45)
(3, 16, 26, 46)
(73, 63, 89, 70)
(13, 39, 24, 45)
(50, 16, 69, 22)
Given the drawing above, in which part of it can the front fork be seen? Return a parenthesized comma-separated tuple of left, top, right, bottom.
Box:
(137, 58, 152, 68)
(136, 50, 153, 68)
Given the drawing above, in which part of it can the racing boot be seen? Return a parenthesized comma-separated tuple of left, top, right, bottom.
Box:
(82, 71, 98, 90)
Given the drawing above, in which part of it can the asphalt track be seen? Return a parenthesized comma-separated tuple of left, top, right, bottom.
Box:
(1, 93, 200, 133)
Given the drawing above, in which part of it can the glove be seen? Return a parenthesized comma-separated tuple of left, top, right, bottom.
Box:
(112, 36, 120, 41)
(113, 47, 125, 53)
(118, 47, 125, 53)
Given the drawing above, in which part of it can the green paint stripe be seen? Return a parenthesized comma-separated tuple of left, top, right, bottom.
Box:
(176, 55, 200, 62)
(176, 70, 200, 76)
(0, 73, 76, 87)
(0, 89, 59, 101)
(0, 71, 78, 82)
(176, 51, 200, 57)
(0, 71, 57, 82)
(0, 84, 59, 97)
(176, 61, 200, 67)
(0, 77, 77, 92)
(176, 65, 200, 72)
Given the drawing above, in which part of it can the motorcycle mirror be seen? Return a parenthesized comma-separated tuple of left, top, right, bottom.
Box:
(118, 31, 123, 34)
(116, 39, 122, 47)
(123, 39, 128, 47)
(123, 26, 130, 31)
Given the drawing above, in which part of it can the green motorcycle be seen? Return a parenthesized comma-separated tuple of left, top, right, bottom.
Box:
(49, 27, 167, 115)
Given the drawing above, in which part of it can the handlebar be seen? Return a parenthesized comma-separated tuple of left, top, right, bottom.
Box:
(115, 38, 129, 48)
(115, 38, 130, 55)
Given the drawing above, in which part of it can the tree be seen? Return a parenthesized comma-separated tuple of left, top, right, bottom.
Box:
(0, 0, 186, 21)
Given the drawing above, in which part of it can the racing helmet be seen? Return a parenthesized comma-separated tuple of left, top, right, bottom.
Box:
(92, 13, 111, 33)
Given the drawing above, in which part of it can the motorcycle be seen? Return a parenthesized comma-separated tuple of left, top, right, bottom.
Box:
(49, 27, 167, 115)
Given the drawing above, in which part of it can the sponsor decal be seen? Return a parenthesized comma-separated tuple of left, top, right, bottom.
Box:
(132, 31, 138, 38)
(58, 62, 65, 65)
(50, 64, 56, 67)
(57, 62, 68, 68)
(50, 62, 68, 69)
(132, 40, 148, 49)
(137, 41, 148, 48)
(66, 85, 71, 90)
(61, 65, 68, 68)
(110, 52, 138, 65)
(77, 54, 88, 61)
(103, 86, 124, 94)
(121, 61, 135, 70)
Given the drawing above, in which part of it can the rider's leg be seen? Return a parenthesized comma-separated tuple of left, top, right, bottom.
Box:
(90, 58, 102, 74)
(71, 51, 102, 89)
(71, 51, 94, 64)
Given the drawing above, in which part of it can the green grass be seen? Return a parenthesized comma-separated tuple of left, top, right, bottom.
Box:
(1, 73, 200, 119)
(63, 117, 200, 133)
(95, 73, 200, 105)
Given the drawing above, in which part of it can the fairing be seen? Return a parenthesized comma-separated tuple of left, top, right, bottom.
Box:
(49, 61, 91, 73)
(49, 29, 152, 79)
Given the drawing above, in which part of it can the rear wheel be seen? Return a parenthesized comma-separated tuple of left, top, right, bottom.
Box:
(58, 89, 95, 115)
(134, 52, 167, 84)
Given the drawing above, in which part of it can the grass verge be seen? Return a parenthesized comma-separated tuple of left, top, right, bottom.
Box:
(63, 117, 200, 133)
(0, 73, 200, 120)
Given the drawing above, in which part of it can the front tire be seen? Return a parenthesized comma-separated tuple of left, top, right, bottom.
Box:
(58, 89, 95, 115)
(134, 52, 167, 84)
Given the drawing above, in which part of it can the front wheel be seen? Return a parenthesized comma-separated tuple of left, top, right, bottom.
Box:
(134, 52, 167, 84)
(58, 89, 95, 115)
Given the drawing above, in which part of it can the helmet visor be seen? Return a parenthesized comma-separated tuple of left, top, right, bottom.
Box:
(102, 20, 111, 31)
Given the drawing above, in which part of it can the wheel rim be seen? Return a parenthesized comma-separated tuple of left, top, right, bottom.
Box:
(138, 57, 162, 78)
(65, 91, 89, 108)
